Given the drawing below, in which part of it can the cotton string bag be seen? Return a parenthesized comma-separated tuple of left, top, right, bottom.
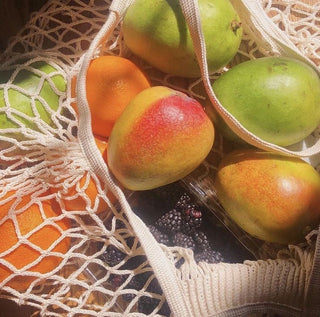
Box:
(0, 0, 320, 316)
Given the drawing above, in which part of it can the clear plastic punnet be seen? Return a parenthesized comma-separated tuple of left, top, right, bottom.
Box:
(0, 0, 320, 316)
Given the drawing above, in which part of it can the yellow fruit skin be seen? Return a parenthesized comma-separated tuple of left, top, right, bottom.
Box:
(122, 0, 242, 78)
(107, 86, 215, 190)
(214, 149, 320, 244)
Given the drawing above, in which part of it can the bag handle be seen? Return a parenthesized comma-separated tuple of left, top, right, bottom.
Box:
(232, 0, 320, 75)
(180, 1, 320, 315)
(179, 0, 320, 158)
(303, 224, 320, 316)
(75, 1, 319, 315)
(75, 0, 193, 315)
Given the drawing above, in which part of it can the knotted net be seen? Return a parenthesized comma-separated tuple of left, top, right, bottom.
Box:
(0, 0, 320, 316)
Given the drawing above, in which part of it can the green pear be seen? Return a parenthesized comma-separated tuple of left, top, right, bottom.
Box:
(214, 149, 320, 244)
(122, 0, 242, 78)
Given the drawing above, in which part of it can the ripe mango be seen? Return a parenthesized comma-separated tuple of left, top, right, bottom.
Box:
(107, 86, 215, 190)
(214, 149, 320, 244)
(122, 0, 242, 78)
(211, 56, 320, 146)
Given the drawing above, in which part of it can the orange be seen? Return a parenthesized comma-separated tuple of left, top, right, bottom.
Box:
(53, 171, 116, 214)
(0, 190, 16, 219)
(94, 137, 119, 206)
(51, 138, 117, 214)
(94, 135, 108, 162)
(0, 192, 71, 291)
(49, 139, 116, 215)
(80, 55, 150, 138)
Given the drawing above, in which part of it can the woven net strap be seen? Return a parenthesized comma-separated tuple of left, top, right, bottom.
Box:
(75, 0, 193, 315)
(74, 0, 320, 315)
(179, 0, 320, 158)
(232, 0, 319, 73)
(160, 236, 316, 316)
(184, 257, 310, 316)
(303, 224, 320, 316)
(1, 0, 319, 315)
(178, 0, 320, 315)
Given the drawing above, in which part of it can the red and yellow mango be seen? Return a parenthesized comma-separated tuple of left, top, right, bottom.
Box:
(107, 86, 215, 190)
(214, 149, 320, 244)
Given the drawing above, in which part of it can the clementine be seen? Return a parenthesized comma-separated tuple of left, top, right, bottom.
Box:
(53, 172, 116, 214)
(0, 192, 71, 291)
(78, 55, 150, 138)
(94, 136, 108, 162)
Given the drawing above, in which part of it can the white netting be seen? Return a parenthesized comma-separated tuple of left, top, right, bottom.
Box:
(0, 0, 320, 316)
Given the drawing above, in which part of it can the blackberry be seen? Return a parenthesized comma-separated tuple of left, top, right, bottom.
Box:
(174, 193, 203, 234)
(181, 204, 202, 234)
(192, 231, 211, 251)
(195, 248, 224, 264)
(101, 245, 126, 267)
(172, 232, 196, 251)
(148, 225, 170, 245)
(155, 209, 182, 234)
(175, 192, 192, 211)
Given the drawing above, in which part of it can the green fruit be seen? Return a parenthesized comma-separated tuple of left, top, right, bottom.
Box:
(214, 149, 320, 244)
(107, 86, 214, 190)
(212, 56, 320, 146)
(122, 0, 242, 78)
(0, 60, 66, 137)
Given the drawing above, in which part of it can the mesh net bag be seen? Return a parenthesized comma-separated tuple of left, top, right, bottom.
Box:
(0, 0, 320, 316)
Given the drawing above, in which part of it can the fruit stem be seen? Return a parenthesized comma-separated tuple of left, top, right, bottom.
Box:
(231, 20, 242, 33)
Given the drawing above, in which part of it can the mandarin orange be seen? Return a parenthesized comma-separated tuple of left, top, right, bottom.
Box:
(94, 135, 108, 162)
(72, 55, 150, 138)
(54, 172, 116, 214)
(0, 192, 71, 291)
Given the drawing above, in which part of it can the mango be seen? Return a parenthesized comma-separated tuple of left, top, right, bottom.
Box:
(122, 0, 242, 78)
(107, 86, 215, 190)
(211, 56, 320, 146)
(214, 149, 320, 244)
(0, 60, 66, 138)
